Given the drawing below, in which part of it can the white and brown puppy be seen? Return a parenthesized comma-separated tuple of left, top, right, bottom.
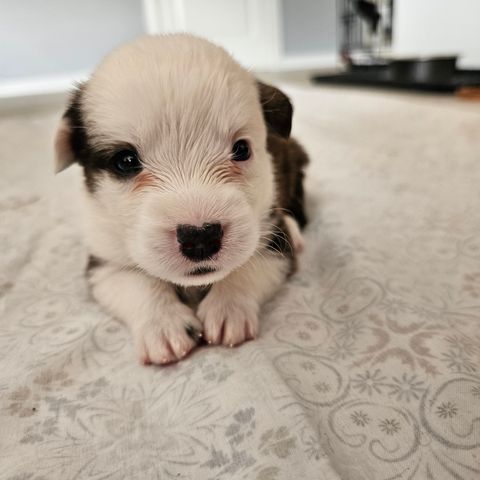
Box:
(55, 34, 309, 365)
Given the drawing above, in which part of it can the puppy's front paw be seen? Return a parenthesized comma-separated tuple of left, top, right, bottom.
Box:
(197, 292, 259, 347)
(134, 306, 203, 365)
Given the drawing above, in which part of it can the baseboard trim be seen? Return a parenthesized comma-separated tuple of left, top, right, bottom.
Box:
(0, 72, 88, 99)
(276, 53, 340, 71)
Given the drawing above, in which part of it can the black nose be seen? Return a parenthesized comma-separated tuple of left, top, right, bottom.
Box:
(176, 223, 223, 262)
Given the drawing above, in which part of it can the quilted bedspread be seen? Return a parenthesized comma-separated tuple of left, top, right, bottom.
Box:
(1, 85, 479, 480)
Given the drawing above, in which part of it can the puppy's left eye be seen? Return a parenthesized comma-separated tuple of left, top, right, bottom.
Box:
(231, 139, 251, 161)
(112, 150, 142, 175)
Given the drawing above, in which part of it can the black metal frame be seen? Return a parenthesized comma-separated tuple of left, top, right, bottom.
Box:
(339, 0, 394, 62)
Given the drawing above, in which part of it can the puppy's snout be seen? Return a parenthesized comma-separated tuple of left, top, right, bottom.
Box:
(176, 223, 223, 261)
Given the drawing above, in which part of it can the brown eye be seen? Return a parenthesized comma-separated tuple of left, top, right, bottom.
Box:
(231, 139, 251, 161)
(112, 150, 142, 175)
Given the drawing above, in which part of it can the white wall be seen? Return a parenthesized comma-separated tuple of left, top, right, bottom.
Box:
(393, 0, 480, 68)
(281, 0, 337, 56)
(0, 0, 144, 80)
(144, 0, 339, 71)
(1, 0, 338, 97)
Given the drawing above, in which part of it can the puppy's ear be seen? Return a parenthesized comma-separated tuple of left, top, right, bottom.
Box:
(257, 81, 293, 138)
(54, 84, 86, 173)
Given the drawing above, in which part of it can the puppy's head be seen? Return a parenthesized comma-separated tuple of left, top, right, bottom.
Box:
(55, 34, 292, 286)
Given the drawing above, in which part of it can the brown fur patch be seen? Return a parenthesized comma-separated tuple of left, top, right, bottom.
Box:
(175, 285, 211, 309)
(256, 81, 309, 275)
(267, 135, 309, 228)
(257, 81, 309, 228)
(86, 255, 104, 275)
(257, 81, 293, 138)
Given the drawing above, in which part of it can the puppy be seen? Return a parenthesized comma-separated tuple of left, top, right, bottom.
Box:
(55, 34, 309, 365)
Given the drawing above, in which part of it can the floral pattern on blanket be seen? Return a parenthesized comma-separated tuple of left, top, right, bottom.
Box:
(1, 87, 479, 479)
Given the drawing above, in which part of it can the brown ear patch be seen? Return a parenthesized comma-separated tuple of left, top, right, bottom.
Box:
(258, 81, 308, 229)
(57, 83, 128, 193)
(257, 81, 293, 138)
(54, 84, 87, 172)
(63, 85, 88, 156)
(54, 118, 76, 172)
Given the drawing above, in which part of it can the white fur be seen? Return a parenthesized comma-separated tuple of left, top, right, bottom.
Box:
(198, 254, 289, 346)
(56, 34, 295, 364)
(89, 263, 202, 364)
(284, 214, 305, 253)
(82, 35, 273, 287)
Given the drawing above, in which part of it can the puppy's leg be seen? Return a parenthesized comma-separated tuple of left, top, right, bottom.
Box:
(197, 254, 290, 346)
(89, 261, 202, 364)
(283, 214, 305, 253)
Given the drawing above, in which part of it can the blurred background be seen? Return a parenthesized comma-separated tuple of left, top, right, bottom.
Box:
(2, 0, 479, 188)
(2, 5, 480, 478)
(1, 0, 480, 109)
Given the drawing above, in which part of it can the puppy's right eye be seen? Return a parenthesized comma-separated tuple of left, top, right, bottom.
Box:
(231, 139, 251, 162)
(112, 150, 142, 175)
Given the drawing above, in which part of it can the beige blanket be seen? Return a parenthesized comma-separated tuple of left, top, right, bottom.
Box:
(1, 85, 479, 479)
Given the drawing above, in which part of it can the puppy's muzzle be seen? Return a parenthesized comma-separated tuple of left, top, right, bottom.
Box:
(176, 223, 223, 262)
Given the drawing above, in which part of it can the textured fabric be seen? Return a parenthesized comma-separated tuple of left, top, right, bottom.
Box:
(1, 86, 479, 480)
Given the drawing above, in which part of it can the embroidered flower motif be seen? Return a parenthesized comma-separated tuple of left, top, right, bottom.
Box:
(444, 334, 478, 356)
(352, 309, 443, 375)
(436, 401, 458, 418)
(259, 426, 297, 459)
(350, 410, 370, 427)
(387, 373, 426, 402)
(305, 320, 320, 331)
(441, 350, 477, 373)
(379, 298, 410, 314)
(378, 418, 401, 435)
(313, 382, 330, 393)
(352, 369, 387, 396)
(335, 318, 365, 342)
(301, 361, 316, 372)
(297, 330, 311, 341)
(327, 339, 356, 361)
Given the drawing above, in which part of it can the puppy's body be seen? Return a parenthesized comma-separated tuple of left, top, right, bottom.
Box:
(55, 35, 309, 364)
